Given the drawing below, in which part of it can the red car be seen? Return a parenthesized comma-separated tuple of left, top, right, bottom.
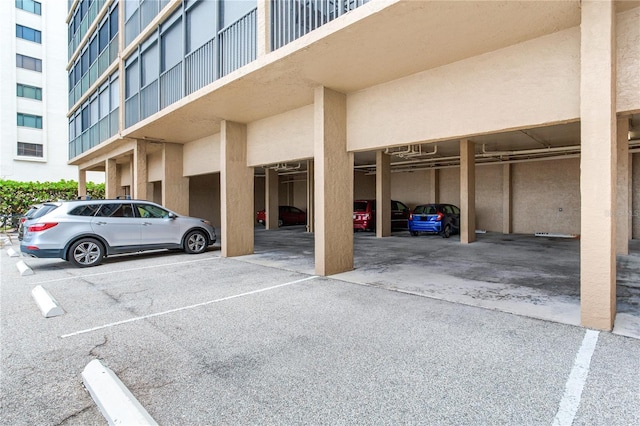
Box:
(256, 206, 307, 227)
(353, 199, 410, 231)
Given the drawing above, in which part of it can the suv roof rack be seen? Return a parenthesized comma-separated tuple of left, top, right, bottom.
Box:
(77, 195, 92, 200)
(116, 195, 132, 200)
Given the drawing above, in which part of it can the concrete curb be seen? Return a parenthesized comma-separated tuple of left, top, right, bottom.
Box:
(82, 359, 158, 426)
(31, 285, 65, 317)
(16, 260, 34, 276)
(7, 247, 20, 257)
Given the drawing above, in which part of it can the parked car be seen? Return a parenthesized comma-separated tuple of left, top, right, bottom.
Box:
(408, 203, 460, 238)
(20, 199, 217, 267)
(17, 203, 49, 241)
(353, 199, 410, 231)
(256, 205, 307, 227)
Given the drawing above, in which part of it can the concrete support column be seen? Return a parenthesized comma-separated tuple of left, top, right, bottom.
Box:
(133, 140, 148, 200)
(265, 168, 279, 229)
(502, 163, 512, 234)
(580, 0, 616, 330)
(616, 118, 630, 255)
(314, 87, 353, 276)
(460, 139, 476, 244)
(307, 160, 315, 233)
(78, 170, 87, 197)
(221, 120, 254, 257)
(430, 169, 439, 203)
(163, 143, 189, 215)
(106, 159, 118, 199)
(376, 151, 391, 238)
(256, 0, 271, 57)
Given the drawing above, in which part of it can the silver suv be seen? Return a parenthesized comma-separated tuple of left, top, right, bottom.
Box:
(20, 199, 217, 267)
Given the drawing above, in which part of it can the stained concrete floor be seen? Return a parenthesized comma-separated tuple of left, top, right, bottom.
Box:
(245, 226, 640, 339)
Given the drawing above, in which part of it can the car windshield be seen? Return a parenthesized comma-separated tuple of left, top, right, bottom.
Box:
(354, 202, 368, 212)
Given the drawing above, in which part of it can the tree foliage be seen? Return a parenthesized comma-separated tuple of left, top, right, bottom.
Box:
(0, 180, 105, 219)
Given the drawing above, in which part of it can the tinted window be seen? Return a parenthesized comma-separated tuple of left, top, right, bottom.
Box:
(97, 203, 135, 217)
(136, 204, 170, 218)
(69, 204, 101, 216)
(396, 201, 408, 211)
(354, 201, 368, 212)
(442, 205, 453, 214)
(291, 207, 303, 214)
(451, 205, 460, 215)
(31, 204, 59, 218)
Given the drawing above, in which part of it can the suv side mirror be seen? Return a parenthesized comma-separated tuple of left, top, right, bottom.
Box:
(168, 212, 177, 219)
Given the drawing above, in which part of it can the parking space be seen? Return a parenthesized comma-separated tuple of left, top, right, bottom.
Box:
(2, 230, 640, 424)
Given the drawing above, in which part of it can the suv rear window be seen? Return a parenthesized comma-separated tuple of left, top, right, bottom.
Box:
(30, 204, 59, 219)
(354, 201, 369, 212)
(69, 204, 101, 216)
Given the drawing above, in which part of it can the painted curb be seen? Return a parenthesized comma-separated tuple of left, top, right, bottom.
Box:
(82, 359, 158, 426)
(16, 260, 34, 276)
(31, 285, 65, 318)
(7, 247, 19, 257)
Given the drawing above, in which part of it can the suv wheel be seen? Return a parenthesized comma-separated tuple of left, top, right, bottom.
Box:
(184, 230, 208, 254)
(442, 225, 451, 239)
(69, 238, 104, 267)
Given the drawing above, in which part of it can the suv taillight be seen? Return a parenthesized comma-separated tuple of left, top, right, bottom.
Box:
(409, 213, 414, 220)
(28, 222, 58, 232)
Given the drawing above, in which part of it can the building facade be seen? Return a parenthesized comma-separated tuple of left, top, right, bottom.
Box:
(67, 0, 640, 330)
(0, 0, 95, 182)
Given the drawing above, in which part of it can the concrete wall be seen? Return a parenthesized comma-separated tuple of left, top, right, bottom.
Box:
(439, 168, 461, 208)
(390, 170, 431, 209)
(247, 105, 314, 167)
(512, 158, 580, 235)
(634, 153, 640, 239)
(189, 174, 220, 228)
(184, 134, 221, 176)
(617, 7, 640, 114)
(476, 165, 504, 232)
(147, 150, 163, 182)
(354, 172, 375, 200)
(347, 28, 580, 152)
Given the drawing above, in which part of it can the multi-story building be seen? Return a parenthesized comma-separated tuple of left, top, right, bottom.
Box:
(66, 0, 640, 331)
(0, 0, 99, 182)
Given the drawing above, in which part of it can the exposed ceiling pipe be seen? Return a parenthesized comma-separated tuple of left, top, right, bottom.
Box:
(480, 143, 581, 157)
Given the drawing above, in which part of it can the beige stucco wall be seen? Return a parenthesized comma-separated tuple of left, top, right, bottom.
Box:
(354, 172, 375, 200)
(147, 150, 163, 182)
(119, 163, 131, 188)
(247, 105, 314, 167)
(617, 7, 640, 114)
(634, 153, 640, 239)
(439, 168, 461, 208)
(512, 158, 580, 235)
(476, 165, 503, 232)
(390, 170, 431, 209)
(189, 174, 220, 228)
(347, 27, 580, 152)
(184, 134, 221, 176)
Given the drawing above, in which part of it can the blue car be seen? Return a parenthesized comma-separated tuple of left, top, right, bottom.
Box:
(408, 203, 461, 238)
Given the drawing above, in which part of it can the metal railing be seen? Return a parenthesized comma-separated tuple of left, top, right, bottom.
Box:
(160, 62, 182, 109)
(220, 9, 257, 77)
(140, 80, 159, 120)
(185, 38, 216, 95)
(125, 95, 140, 128)
(271, 0, 369, 50)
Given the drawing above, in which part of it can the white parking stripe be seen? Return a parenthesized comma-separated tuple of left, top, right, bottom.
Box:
(552, 329, 600, 426)
(61, 275, 318, 338)
(31, 257, 220, 285)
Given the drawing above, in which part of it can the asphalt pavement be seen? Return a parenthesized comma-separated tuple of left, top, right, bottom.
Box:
(1, 231, 638, 425)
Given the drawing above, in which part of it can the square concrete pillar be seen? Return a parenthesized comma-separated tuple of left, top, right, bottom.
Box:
(580, 0, 616, 330)
(376, 151, 391, 238)
(429, 169, 439, 203)
(106, 159, 118, 199)
(616, 118, 630, 255)
(460, 139, 476, 244)
(163, 143, 189, 215)
(502, 163, 512, 234)
(78, 169, 87, 197)
(221, 120, 254, 257)
(133, 140, 148, 201)
(306, 160, 315, 233)
(314, 87, 353, 276)
(256, 0, 271, 57)
(265, 168, 279, 229)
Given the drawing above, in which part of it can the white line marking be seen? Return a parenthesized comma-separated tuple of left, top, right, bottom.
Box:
(552, 329, 600, 426)
(61, 275, 318, 338)
(31, 257, 219, 285)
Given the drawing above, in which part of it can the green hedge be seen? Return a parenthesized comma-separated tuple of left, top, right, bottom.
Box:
(0, 180, 105, 222)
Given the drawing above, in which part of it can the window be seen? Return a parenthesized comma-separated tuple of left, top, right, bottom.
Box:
(96, 203, 134, 217)
(16, 0, 41, 15)
(109, 6, 119, 40)
(187, 0, 216, 53)
(110, 76, 119, 110)
(16, 54, 42, 72)
(17, 84, 42, 100)
(141, 41, 159, 86)
(16, 25, 41, 43)
(161, 18, 182, 72)
(136, 203, 170, 218)
(221, 0, 255, 27)
(17, 142, 43, 157)
(69, 204, 101, 216)
(125, 58, 139, 97)
(17, 113, 42, 129)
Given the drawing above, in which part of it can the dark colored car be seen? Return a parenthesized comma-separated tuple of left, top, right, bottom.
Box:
(408, 203, 460, 238)
(256, 206, 307, 227)
(353, 199, 410, 231)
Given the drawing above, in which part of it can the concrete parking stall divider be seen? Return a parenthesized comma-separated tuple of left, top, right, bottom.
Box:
(82, 359, 158, 425)
(31, 285, 64, 318)
(16, 260, 33, 276)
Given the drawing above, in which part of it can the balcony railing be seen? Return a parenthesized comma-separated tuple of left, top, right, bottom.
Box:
(220, 9, 257, 77)
(160, 62, 183, 109)
(185, 38, 215, 95)
(271, 0, 369, 50)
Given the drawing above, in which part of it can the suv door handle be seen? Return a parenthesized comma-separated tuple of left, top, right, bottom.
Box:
(143, 222, 152, 226)
(95, 221, 107, 225)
